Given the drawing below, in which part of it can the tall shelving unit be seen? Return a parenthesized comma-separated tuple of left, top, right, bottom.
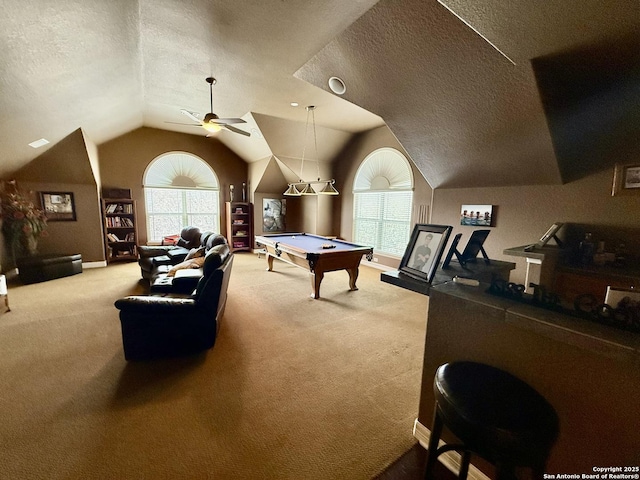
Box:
(225, 202, 253, 252)
(102, 198, 138, 263)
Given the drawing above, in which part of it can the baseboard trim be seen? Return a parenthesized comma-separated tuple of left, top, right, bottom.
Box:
(83, 261, 107, 269)
(413, 419, 490, 480)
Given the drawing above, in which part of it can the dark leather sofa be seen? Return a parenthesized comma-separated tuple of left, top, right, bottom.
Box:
(138, 227, 227, 294)
(114, 242, 234, 360)
(138, 226, 207, 280)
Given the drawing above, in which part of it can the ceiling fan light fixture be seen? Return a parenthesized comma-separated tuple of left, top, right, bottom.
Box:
(203, 122, 222, 133)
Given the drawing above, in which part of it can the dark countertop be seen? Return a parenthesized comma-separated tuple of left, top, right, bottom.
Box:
(430, 281, 640, 363)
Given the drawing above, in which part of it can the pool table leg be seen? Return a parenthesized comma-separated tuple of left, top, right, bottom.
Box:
(311, 271, 324, 299)
(347, 267, 359, 291)
(266, 254, 274, 271)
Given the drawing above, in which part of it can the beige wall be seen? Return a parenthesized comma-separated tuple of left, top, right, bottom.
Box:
(336, 125, 434, 268)
(99, 127, 248, 245)
(430, 168, 640, 285)
(5, 129, 105, 265)
(16, 182, 104, 263)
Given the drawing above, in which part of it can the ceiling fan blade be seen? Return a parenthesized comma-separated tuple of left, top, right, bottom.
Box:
(180, 109, 203, 124)
(165, 121, 201, 126)
(224, 124, 251, 137)
(209, 117, 247, 125)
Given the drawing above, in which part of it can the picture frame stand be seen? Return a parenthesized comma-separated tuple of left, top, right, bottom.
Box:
(535, 223, 565, 248)
(442, 230, 491, 269)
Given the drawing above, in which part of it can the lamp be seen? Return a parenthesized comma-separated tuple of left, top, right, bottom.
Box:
(283, 106, 339, 196)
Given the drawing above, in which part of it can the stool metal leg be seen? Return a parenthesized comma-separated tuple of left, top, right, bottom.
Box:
(424, 405, 444, 480)
(458, 450, 471, 480)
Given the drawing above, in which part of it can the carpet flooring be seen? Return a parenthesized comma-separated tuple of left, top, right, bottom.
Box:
(0, 252, 429, 479)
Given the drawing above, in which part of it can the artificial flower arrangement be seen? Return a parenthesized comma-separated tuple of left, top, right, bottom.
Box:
(0, 180, 48, 258)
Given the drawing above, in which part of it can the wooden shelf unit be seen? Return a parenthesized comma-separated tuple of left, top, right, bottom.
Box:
(102, 198, 138, 263)
(226, 202, 253, 252)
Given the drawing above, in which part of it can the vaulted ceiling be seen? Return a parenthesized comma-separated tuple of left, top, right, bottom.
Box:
(1, 0, 638, 188)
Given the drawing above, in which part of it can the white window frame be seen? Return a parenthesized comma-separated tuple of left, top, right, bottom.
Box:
(143, 152, 220, 243)
(352, 148, 414, 257)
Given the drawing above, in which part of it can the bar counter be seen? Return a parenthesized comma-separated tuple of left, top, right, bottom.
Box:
(416, 281, 640, 475)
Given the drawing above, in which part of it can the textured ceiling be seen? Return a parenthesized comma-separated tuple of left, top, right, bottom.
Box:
(1, 0, 638, 188)
(0, 0, 383, 177)
(295, 0, 640, 188)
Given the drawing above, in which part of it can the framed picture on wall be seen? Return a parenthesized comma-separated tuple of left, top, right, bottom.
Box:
(612, 163, 640, 196)
(262, 198, 286, 232)
(399, 224, 452, 283)
(40, 192, 76, 221)
(460, 205, 493, 226)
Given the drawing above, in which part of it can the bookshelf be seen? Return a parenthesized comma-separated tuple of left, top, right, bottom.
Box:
(225, 202, 253, 252)
(102, 198, 138, 263)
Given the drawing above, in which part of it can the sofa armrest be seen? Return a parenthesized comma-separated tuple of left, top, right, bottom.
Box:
(138, 245, 174, 258)
(114, 295, 198, 314)
(152, 255, 173, 266)
(167, 248, 189, 263)
(171, 268, 203, 293)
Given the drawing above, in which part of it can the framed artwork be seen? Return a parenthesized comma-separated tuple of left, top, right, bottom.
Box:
(399, 224, 452, 283)
(460, 204, 493, 226)
(262, 198, 286, 232)
(40, 192, 76, 221)
(612, 163, 640, 196)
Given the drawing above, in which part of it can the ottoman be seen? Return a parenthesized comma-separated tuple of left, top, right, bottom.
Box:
(17, 254, 83, 284)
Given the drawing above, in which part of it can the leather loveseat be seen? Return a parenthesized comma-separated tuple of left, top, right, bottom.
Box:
(138, 226, 206, 280)
(138, 227, 227, 294)
(114, 242, 234, 360)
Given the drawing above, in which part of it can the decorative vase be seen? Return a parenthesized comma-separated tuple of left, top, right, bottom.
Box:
(24, 235, 38, 256)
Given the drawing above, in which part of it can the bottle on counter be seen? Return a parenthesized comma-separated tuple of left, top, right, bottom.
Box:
(578, 233, 595, 265)
(614, 243, 627, 267)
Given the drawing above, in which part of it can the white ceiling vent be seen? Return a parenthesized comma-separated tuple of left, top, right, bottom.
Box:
(328, 76, 346, 95)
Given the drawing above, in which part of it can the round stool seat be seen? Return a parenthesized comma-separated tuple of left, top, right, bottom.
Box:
(425, 362, 559, 480)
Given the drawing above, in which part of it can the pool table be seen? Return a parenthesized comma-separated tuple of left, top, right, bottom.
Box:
(255, 233, 374, 299)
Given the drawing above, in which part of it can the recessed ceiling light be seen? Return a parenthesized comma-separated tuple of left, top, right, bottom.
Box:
(28, 138, 50, 148)
(290, 102, 299, 107)
(328, 76, 346, 95)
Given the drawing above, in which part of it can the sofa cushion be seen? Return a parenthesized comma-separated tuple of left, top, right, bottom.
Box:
(176, 226, 201, 249)
(202, 243, 230, 276)
(205, 233, 228, 251)
(167, 256, 206, 277)
(185, 246, 206, 260)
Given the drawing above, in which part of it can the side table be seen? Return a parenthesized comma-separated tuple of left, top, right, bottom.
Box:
(0, 274, 9, 316)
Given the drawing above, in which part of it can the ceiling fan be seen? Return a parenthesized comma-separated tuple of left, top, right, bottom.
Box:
(169, 77, 250, 137)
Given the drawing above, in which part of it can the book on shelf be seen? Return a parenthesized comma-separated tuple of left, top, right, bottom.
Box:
(107, 233, 120, 242)
(107, 216, 134, 227)
(106, 203, 133, 214)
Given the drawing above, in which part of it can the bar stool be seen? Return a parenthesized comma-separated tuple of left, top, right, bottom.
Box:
(424, 361, 559, 480)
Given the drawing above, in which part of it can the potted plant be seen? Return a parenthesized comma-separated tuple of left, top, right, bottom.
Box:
(0, 181, 48, 259)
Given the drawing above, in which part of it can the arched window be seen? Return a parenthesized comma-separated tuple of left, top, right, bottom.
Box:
(353, 148, 413, 257)
(143, 152, 220, 242)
